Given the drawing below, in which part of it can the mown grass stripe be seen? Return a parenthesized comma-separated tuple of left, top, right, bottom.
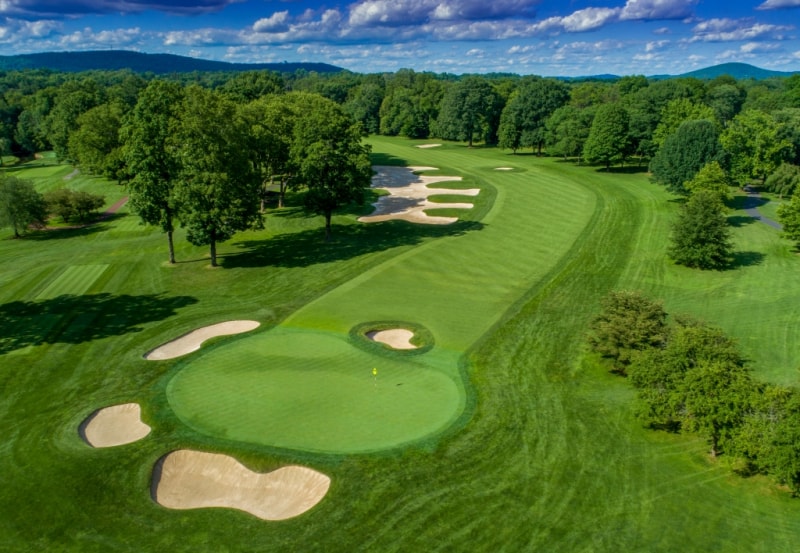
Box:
(35, 264, 110, 300)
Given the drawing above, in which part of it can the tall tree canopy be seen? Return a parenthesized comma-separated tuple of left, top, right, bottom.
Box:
(498, 77, 569, 154)
(721, 109, 793, 186)
(171, 85, 262, 267)
(290, 95, 372, 241)
(437, 76, 502, 147)
(122, 80, 185, 264)
(650, 119, 723, 195)
(582, 103, 630, 170)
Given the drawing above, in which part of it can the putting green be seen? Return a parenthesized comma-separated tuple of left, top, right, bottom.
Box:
(167, 328, 462, 453)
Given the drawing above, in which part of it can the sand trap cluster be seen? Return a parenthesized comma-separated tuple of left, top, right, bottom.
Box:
(367, 328, 418, 350)
(416, 143, 442, 149)
(81, 403, 151, 448)
(359, 166, 479, 225)
(145, 320, 260, 360)
(153, 450, 331, 521)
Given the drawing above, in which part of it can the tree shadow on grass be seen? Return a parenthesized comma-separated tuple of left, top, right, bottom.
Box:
(730, 251, 766, 269)
(370, 152, 407, 166)
(727, 215, 758, 228)
(0, 293, 198, 355)
(223, 220, 484, 269)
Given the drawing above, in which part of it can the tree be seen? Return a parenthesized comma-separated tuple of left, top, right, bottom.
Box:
(344, 82, 384, 135)
(668, 190, 733, 270)
(0, 176, 47, 237)
(240, 93, 301, 210)
(679, 359, 752, 457)
(650, 119, 723, 195)
(172, 86, 262, 267)
(497, 77, 569, 154)
(44, 188, 104, 223)
(764, 162, 800, 199)
(582, 103, 630, 170)
(588, 290, 668, 374)
(69, 101, 126, 181)
(437, 76, 502, 147)
(121, 80, 185, 264)
(44, 78, 104, 161)
(705, 82, 745, 124)
(545, 105, 594, 160)
(735, 385, 800, 494)
(720, 109, 793, 186)
(651, 98, 717, 150)
(777, 188, 800, 247)
(683, 161, 732, 203)
(290, 96, 372, 241)
(629, 319, 745, 433)
(219, 70, 283, 103)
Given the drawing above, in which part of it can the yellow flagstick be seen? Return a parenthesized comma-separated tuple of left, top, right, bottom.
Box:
(372, 367, 377, 389)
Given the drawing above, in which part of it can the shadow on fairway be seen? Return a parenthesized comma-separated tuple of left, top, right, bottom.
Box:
(369, 152, 408, 166)
(730, 251, 766, 268)
(223, 220, 484, 269)
(727, 215, 759, 227)
(0, 293, 198, 355)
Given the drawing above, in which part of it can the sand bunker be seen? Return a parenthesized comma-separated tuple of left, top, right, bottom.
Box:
(359, 166, 479, 225)
(367, 328, 418, 350)
(81, 403, 151, 448)
(145, 320, 260, 360)
(495, 167, 513, 171)
(416, 143, 442, 148)
(153, 450, 331, 521)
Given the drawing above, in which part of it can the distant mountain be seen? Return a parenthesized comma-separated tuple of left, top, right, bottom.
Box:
(0, 50, 344, 74)
(672, 62, 799, 80)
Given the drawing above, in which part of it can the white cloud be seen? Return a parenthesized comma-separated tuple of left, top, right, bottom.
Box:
(689, 18, 794, 42)
(757, 0, 800, 9)
(253, 11, 290, 33)
(559, 7, 621, 32)
(620, 0, 697, 21)
(645, 39, 670, 51)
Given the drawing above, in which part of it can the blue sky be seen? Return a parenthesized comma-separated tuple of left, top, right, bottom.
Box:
(0, 0, 798, 76)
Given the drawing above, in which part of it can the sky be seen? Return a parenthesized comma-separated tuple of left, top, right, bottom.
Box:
(0, 0, 799, 76)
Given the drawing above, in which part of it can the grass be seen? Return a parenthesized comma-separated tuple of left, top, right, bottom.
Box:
(1, 139, 800, 551)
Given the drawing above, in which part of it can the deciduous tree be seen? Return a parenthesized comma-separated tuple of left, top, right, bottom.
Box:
(650, 119, 723, 195)
(122, 80, 185, 264)
(582, 103, 630, 170)
(290, 95, 372, 241)
(0, 176, 47, 237)
(172, 86, 262, 267)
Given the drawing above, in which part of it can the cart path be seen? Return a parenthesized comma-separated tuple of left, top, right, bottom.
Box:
(742, 188, 782, 230)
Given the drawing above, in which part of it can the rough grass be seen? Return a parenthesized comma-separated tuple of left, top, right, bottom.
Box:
(1, 140, 800, 551)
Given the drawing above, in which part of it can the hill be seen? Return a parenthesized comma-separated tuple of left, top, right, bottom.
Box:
(0, 50, 344, 74)
(674, 62, 799, 80)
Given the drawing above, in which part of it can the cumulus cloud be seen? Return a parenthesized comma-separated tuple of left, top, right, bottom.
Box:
(620, 0, 697, 21)
(253, 11, 290, 33)
(757, 0, 800, 9)
(689, 18, 794, 42)
(347, 0, 538, 27)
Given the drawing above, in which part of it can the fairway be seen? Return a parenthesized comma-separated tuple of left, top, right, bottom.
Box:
(166, 149, 597, 453)
(35, 264, 109, 300)
(4, 138, 800, 551)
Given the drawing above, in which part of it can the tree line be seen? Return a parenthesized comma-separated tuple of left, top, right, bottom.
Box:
(2, 66, 800, 261)
(589, 290, 800, 495)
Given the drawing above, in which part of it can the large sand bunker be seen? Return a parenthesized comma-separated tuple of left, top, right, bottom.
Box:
(359, 166, 479, 225)
(80, 403, 151, 448)
(145, 320, 260, 360)
(367, 328, 418, 350)
(153, 450, 331, 521)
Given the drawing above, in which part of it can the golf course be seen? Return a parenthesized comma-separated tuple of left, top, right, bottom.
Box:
(2, 135, 800, 551)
